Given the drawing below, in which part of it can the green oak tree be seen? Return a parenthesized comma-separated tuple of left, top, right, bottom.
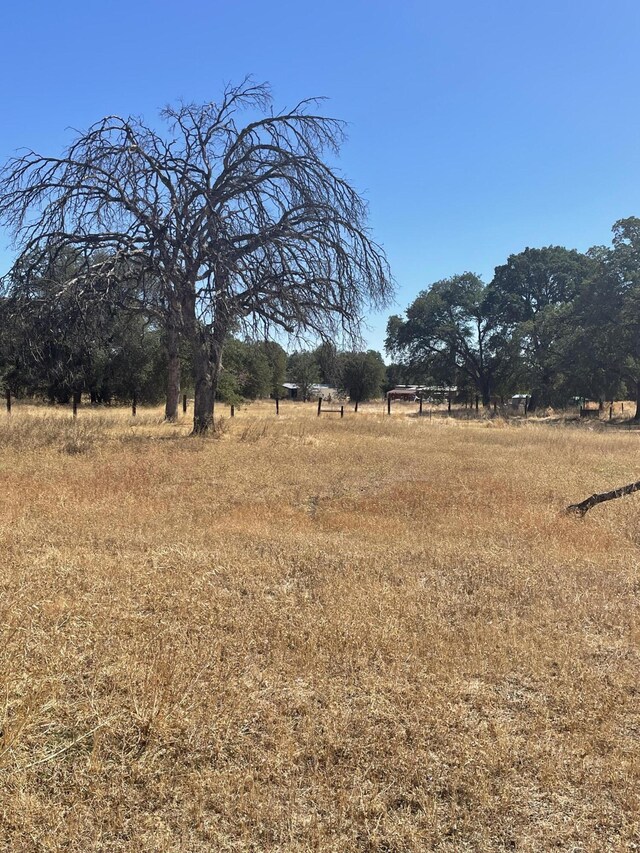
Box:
(486, 246, 596, 409)
(386, 273, 500, 406)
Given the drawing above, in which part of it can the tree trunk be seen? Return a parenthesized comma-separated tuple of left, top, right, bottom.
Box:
(634, 380, 640, 421)
(191, 315, 227, 435)
(164, 323, 181, 422)
(192, 328, 215, 435)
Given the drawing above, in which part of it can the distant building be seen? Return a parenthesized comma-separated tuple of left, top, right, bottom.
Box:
(386, 385, 457, 402)
(280, 383, 338, 401)
(510, 394, 530, 410)
(419, 385, 457, 403)
(309, 384, 337, 400)
(281, 382, 300, 400)
(387, 385, 419, 401)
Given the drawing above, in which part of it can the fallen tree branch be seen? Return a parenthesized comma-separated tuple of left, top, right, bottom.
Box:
(566, 479, 640, 517)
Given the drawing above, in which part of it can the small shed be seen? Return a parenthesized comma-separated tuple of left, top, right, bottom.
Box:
(281, 382, 300, 400)
(510, 393, 530, 410)
(387, 385, 419, 401)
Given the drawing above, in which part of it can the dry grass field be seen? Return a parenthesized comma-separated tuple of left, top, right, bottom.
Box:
(0, 401, 639, 851)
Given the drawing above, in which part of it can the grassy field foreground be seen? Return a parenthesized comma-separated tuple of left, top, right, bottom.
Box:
(0, 403, 639, 851)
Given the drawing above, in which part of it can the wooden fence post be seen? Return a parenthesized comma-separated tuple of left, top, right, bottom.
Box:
(419, 397, 423, 415)
(230, 404, 235, 417)
(5, 389, 11, 414)
(182, 394, 187, 414)
(354, 399, 359, 413)
(340, 405, 344, 418)
(387, 396, 391, 415)
(448, 396, 452, 414)
(132, 393, 137, 416)
(609, 404, 613, 421)
(275, 397, 280, 415)
(317, 397, 322, 416)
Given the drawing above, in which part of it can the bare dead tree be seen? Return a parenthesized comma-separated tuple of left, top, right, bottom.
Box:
(0, 79, 393, 432)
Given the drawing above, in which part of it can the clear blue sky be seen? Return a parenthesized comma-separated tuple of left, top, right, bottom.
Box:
(2, 0, 640, 354)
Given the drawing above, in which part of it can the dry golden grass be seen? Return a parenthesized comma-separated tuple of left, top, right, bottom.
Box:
(0, 401, 639, 851)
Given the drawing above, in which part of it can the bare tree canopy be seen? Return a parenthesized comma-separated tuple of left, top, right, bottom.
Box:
(0, 79, 393, 432)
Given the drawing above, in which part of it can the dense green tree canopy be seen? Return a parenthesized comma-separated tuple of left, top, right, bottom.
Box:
(486, 246, 597, 409)
(337, 350, 386, 402)
(386, 273, 500, 405)
(287, 351, 320, 401)
(1, 248, 165, 404)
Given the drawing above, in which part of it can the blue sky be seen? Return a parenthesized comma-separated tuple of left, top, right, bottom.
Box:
(2, 0, 640, 353)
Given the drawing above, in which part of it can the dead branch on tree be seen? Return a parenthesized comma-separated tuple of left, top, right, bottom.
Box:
(566, 479, 640, 516)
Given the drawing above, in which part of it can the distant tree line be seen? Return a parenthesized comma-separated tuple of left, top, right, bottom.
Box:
(386, 217, 640, 418)
(1, 92, 637, 422)
(3, 216, 639, 415)
(0, 250, 388, 406)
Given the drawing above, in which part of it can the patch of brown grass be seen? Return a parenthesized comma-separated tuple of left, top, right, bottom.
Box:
(0, 401, 639, 850)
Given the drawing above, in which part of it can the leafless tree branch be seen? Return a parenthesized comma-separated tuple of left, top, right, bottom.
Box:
(0, 79, 393, 432)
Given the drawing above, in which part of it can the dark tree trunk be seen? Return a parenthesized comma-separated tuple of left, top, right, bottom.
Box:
(634, 380, 640, 421)
(480, 377, 491, 408)
(191, 314, 228, 435)
(192, 328, 215, 435)
(164, 323, 181, 422)
(530, 375, 554, 413)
